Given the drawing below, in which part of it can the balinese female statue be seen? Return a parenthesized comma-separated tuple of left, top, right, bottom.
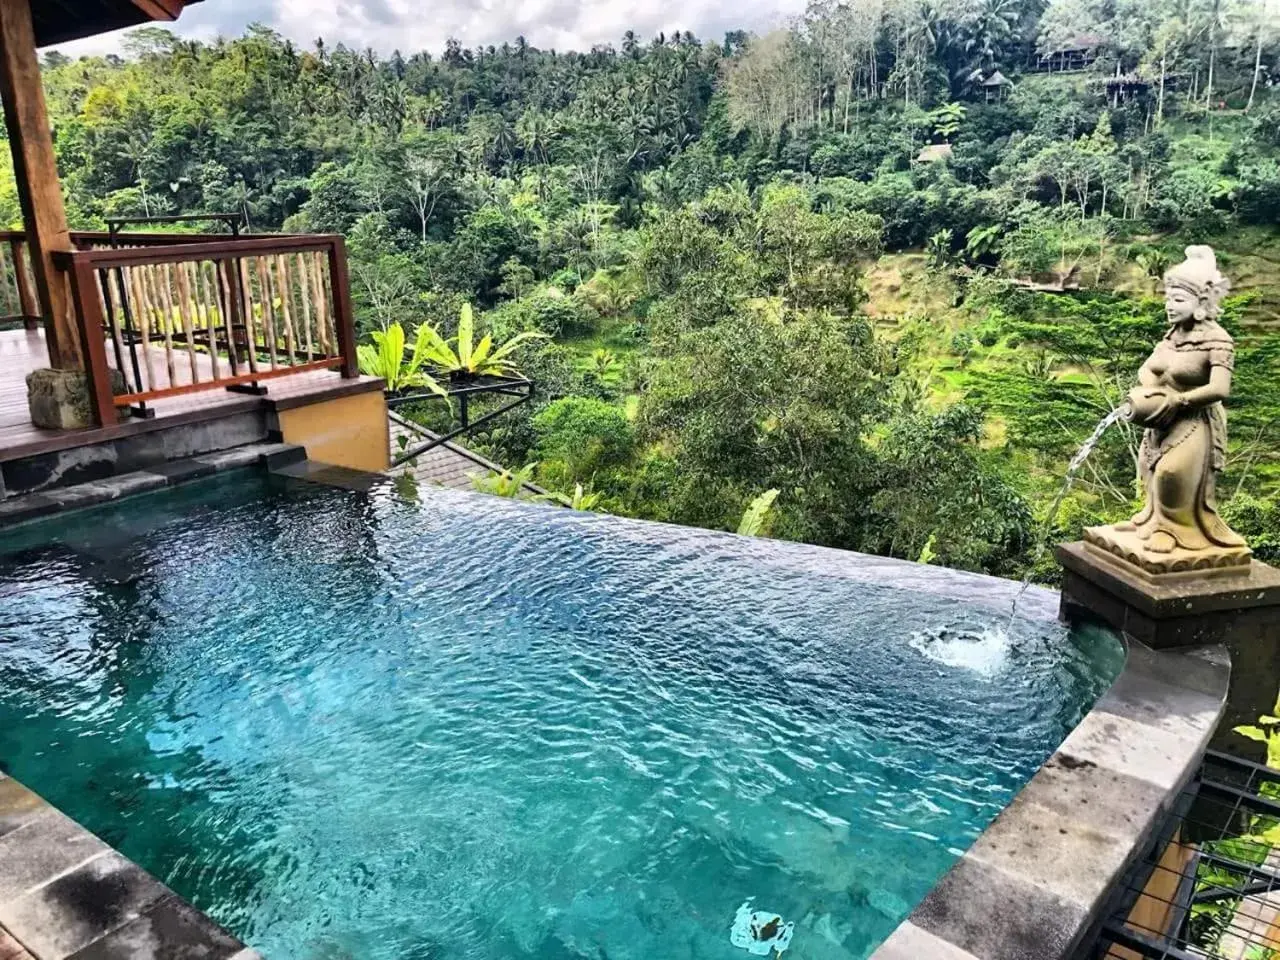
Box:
(1085, 246, 1252, 575)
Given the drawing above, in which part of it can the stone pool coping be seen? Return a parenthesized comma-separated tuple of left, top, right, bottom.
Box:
(869, 638, 1230, 960)
(0, 775, 260, 960)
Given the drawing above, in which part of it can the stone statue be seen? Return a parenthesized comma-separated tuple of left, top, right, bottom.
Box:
(1085, 245, 1252, 576)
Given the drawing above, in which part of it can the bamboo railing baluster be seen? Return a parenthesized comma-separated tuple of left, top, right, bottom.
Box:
(273, 255, 298, 366)
(216, 260, 242, 374)
(190, 260, 220, 380)
(145, 264, 177, 387)
(297, 251, 315, 359)
(309, 252, 332, 356)
(170, 261, 199, 384)
(234, 257, 258, 374)
(127, 265, 156, 391)
(255, 256, 279, 369)
(324, 253, 340, 356)
(104, 270, 130, 390)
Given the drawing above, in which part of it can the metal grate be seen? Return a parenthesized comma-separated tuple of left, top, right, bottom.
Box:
(1085, 751, 1280, 960)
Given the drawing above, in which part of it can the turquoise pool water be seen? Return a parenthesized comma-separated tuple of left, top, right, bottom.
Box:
(0, 475, 1123, 960)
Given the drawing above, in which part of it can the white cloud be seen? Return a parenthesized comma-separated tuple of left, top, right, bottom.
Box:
(52, 0, 804, 58)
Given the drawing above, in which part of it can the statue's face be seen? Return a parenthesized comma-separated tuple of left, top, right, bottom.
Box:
(1165, 287, 1199, 326)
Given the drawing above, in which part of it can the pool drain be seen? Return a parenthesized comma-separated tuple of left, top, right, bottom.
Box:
(730, 900, 794, 956)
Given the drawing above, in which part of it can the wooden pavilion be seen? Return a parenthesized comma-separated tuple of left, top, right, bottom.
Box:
(0, 0, 389, 487)
(983, 70, 1014, 103)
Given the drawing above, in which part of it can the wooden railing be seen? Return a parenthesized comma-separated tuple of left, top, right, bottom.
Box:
(0, 233, 39, 326)
(52, 234, 357, 425)
(0, 229, 232, 327)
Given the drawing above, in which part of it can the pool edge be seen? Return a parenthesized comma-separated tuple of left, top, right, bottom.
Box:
(869, 638, 1230, 960)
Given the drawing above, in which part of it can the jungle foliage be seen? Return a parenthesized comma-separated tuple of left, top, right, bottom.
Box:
(23, 0, 1280, 578)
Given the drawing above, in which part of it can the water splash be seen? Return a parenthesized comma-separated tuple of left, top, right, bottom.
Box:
(1008, 403, 1132, 624)
(909, 626, 1016, 679)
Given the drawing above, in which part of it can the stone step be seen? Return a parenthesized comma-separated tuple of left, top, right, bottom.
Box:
(0, 408, 273, 500)
(0, 443, 304, 530)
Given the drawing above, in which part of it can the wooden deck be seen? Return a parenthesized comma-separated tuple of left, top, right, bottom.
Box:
(0, 327, 379, 462)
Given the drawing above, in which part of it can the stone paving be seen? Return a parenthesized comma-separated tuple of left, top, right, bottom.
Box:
(0, 775, 257, 960)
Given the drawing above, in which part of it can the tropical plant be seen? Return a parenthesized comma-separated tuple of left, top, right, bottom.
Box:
(927, 229, 955, 268)
(965, 224, 1003, 262)
(1134, 249, 1173, 280)
(357, 322, 447, 396)
(737, 489, 780, 537)
(928, 102, 967, 142)
(581, 348, 623, 386)
(417, 304, 548, 379)
(1236, 692, 1280, 769)
(471, 462, 538, 497)
(543, 483, 603, 511)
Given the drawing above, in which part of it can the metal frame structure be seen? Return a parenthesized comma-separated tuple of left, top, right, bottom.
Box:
(387, 374, 534, 467)
(1084, 750, 1280, 959)
(103, 212, 246, 246)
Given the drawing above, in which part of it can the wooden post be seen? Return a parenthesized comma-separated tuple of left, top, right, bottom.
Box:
(0, 0, 80, 369)
(327, 237, 358, 378)
(61, 255, 114, 426)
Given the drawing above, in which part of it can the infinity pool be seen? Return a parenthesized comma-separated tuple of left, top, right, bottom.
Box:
(0, 474, 1123, 960)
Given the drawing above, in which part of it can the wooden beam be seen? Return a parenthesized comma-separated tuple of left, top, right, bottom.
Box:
(0, 0, 79, 369)
(130, 0, 185, 21)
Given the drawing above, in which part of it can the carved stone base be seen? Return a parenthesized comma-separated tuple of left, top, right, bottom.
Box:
(26, 367, 124, 430)
(1083, 523, 1252, 579)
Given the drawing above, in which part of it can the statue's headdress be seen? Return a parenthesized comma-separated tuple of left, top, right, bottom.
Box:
(1163, 246, 1230, 316)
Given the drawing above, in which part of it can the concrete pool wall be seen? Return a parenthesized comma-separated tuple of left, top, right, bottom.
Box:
(871, 638, 1230, 960)
(0, 454, 1236, 959)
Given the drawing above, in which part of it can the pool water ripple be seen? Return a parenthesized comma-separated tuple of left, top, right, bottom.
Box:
(0, 476, 1123, 960)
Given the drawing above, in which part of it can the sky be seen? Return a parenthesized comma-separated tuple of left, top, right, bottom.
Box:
(53, 0, 805, 59)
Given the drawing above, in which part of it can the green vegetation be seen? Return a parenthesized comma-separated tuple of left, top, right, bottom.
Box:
(25, 0, 1280, 578)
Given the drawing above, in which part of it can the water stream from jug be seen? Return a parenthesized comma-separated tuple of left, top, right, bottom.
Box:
(1007, 402, 1133, 625)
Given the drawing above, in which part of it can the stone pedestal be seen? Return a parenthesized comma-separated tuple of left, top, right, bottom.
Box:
(26, 367, 122, 430)
(1083, 523, 1252, 576)
(1057, 541, 1280, 757)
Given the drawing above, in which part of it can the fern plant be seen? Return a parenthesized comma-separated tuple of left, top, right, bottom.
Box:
(357, 323, 447, 397)
(417, 304, 547, 380)
(471, 463, 538, 497)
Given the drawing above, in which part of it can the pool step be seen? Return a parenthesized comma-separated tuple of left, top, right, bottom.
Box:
(0, 442, 306, 530)
(0, 408, 275, 500)
(270, 459, 387, 492)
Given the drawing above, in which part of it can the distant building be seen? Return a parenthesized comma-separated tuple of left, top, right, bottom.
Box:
(983, 70, 1014, 102)
(1036, 33, 1107, 73)
(1099, 73, 1153, 104)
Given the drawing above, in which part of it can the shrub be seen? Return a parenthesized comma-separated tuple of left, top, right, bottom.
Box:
(533, 396, 635, 483)
(1221, 492, 1280, 564)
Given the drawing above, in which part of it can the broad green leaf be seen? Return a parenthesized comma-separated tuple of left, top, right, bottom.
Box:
(415, 322, 458, 369)
(1235, 726, 1269, 743)
(458, 303, 474, 370)
(472, 333, 494, 368)
(737, 488, 780, 537)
